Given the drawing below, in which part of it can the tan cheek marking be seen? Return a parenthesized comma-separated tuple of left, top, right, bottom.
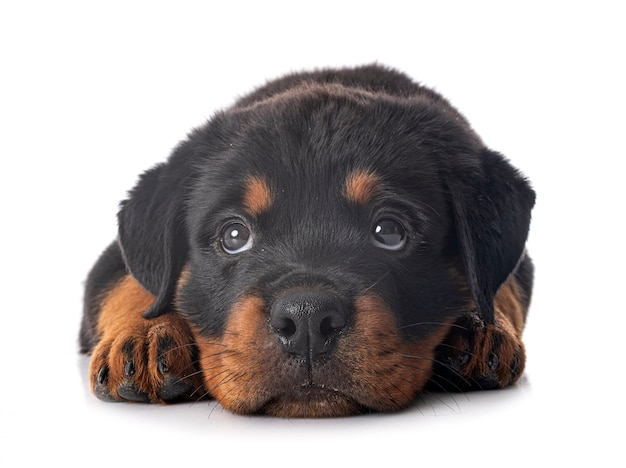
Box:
(177, 263, 191, 289)
(243, 175, 273, 216)
(340, 294, 454, 411)
(174, 262, 190, 310)
(192, 295, 278, 414)
(344, 169, 381, 205)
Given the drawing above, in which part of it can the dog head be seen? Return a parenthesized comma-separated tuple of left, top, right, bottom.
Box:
(117, 66, 535, 416)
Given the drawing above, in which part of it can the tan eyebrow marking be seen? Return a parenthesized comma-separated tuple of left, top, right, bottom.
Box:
(243, 175, 273, 216)
(344, 169, 381, 205)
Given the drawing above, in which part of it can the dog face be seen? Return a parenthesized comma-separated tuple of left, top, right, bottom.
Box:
(117, 67, 534, 416)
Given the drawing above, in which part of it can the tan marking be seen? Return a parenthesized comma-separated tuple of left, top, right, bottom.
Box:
(243, 175, 273, 216)
(174, 262, 191, 311)
(90, 274, 203, 402)
(338, 295, 454, 412)
(494, 276, 526, 336)
(193, 292, 454, 417)
(457, 306, 526, 386)
(177, 263, 191, 290)
(192, 295, 276, 414)
(91, 275, 155, 399)
(96, 274, 156, 338)
(441, 274, 528, 387)
(344, 169, 381, 205)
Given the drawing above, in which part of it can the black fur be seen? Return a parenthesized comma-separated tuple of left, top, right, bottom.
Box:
(80, 65, 535, 411)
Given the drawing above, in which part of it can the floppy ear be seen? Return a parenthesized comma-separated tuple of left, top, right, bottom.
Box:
(117, 154, 191, 319)
(447, 148, 535, 324)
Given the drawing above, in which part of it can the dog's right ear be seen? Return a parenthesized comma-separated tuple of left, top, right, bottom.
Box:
(117, 151, 192, 319)
(446, 148, 535, 325)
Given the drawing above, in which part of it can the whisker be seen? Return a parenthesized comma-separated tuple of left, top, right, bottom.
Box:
(168, 349, 238, 376)
(206, 368, 243, 393)
(198, 349, 240, 361)
(420, 388, 461, 414)
(174, 368, 206, 383)
(414, 392, 432, 416)
(398, 353, 473, 393)
(192, 387, 214, 402)
(398, 321, 468, 331)
(156, 326, 241, 359)
(362, 270, 391, 293)
(207, 399, 223, 419)
(426, 371, 471, 397)
(431, 342, 479, 361)
(156, 340, 228, 363)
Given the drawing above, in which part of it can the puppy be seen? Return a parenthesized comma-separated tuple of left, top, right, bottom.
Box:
(80, 65, 535, 417)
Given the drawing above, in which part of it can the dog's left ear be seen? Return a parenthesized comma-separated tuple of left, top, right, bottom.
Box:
(446, 148, 535, 324)
(117, 147, 193, 319)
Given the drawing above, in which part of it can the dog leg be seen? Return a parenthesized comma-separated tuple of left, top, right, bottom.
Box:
(429, 277, 527, 391)
(88, 275, 205, 403)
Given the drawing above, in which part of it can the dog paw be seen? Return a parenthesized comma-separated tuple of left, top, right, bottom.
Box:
(429, 312, 526, 392)
(89, 313, 204, 403)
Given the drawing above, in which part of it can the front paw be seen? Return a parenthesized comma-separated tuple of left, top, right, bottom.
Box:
(89, 313, 204, 403)
(429, 312, 525, 392)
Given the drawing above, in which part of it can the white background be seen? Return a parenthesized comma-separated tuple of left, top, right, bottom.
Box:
(1, 1, 624, 466)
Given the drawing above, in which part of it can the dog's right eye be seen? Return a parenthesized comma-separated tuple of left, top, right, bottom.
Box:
(371, 218, 407, 251)
(220, 221, 253, 254)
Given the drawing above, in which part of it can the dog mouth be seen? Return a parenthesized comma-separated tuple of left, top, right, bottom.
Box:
(285, 382, 344, 400)
(259, 382, 365, 418)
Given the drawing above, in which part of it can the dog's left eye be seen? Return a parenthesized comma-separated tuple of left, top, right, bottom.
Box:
(220, 221, 253, 254)
(372, 218, 407, 251)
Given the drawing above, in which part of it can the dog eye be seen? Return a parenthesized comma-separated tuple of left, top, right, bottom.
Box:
(372, 218, 407, 251)
(220, 221, 253, 254)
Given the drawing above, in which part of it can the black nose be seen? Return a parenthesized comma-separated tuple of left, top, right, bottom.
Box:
(270, 290, 348, 361)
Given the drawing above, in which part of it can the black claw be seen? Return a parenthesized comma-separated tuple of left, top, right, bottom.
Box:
(97, 366, 109, 385)
(158, 357, 169, 374)
(157, 335, 175, 375)
(124, 360, 136, 376)
(458, 352, 470, 366)
(488, 353, 499, 371)
(511, 353, 520, 374)
(94, 365, 118, 402)
(94, 368, 117, 402)
(508, 353, 522, 384)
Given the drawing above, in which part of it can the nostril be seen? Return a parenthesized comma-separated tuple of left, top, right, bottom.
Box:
(272, 316, 297, 338)
(319, 314, 346, 338)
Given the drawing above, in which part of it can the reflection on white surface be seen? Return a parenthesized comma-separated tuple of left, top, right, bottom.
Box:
(3, 344, 612, 466)
(73, 353, 533, 422)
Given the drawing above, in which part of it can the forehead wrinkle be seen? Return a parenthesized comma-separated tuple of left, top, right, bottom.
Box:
(344, 169, 381, 206)
(243, 175, 273, 216)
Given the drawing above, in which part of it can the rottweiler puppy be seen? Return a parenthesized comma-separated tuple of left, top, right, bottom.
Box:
(80, 64, 535, 417)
